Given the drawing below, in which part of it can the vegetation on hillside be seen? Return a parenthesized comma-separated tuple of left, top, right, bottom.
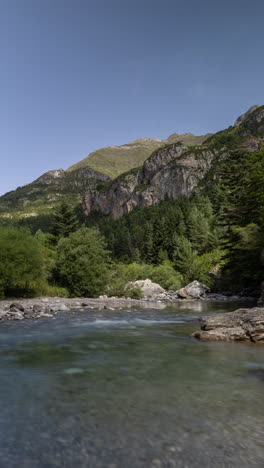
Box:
(68, 134, 209, 178)
(0, 108, 263, 299)
(67, 140, 163, 178)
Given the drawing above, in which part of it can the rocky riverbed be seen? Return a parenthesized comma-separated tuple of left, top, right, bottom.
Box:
(0, 292, 256, 322)
(0, 296, 156, 321)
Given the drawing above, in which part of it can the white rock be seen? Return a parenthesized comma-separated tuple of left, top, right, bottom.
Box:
(126, 279, 165, 299)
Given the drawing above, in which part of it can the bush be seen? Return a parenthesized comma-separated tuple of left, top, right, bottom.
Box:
(56, 228, 111, 296)
(123, 287, 143, 299)
(107, 261, 182, 296)
(0, 227, 45, 297)
(32, 281, 69, 297)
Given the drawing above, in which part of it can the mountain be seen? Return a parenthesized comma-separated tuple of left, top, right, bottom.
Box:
(67, 138, 163, 178)
(83, 105, 264, 218)
(67, 133, 210, 178)
(0, 131, 209, 219)
(0, 167, 110, 218)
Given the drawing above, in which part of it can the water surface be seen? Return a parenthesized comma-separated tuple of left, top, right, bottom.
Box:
(0, 301, 263, 467)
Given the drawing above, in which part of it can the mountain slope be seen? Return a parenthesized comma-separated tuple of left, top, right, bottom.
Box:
(67, 134, 210, 178)
(83, 106, 264, 218)
(0, 167, 110, 218)
(0, 131, 209, 218)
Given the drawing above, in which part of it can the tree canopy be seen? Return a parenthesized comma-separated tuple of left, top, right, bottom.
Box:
(56, 227, 111, 296)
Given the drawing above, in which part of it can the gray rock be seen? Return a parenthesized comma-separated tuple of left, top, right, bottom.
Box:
(6, 310, 24, 320)
(177, 281, 210, 299)
(39, 312, 53, 318)
(54, 304, 70, 312)
(193, 326, 248, 341)
(9, 307, 23, 314)
(177, 288, 188, 299)
(82, 144, 224, 219)
(33, 304, 44, 313)
(126, 279, 165, 299)
(234, 105, 261, 127)
(9, 302, 24, 312)
(193, 307, 264, 342)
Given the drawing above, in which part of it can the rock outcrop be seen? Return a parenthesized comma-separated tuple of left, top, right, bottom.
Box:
(0, 166, 110, 214)
(177, 281, 210, 299)
(125, 279, 178, 301)
(235, 105, 264, 136)
(193, 307, 264, 342)
(83, 143, 226, 218)
(83, 105, 264, 219)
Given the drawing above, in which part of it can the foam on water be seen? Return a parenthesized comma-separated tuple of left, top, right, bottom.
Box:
(72, 318, 186, 328)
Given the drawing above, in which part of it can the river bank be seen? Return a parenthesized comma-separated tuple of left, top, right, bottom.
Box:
(0, 294, 256, 322)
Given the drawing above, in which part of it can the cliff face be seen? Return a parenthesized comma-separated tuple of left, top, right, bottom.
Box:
(67, 133, 209, 179)
(83, 105, 264, 219)
(83, 143, 227, 218)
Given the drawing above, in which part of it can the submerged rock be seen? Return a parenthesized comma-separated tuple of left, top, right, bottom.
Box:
(193, 307, 264, 342)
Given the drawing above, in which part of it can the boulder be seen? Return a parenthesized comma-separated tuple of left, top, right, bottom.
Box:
(53, 303, 70, 312)
(193, 326, 247, 341)
(177, 281, 210, 299)
(125, 279, 165, 299)
(33, 304, 44, 313)
(177, 288, 188, 299)
(6, 310, 24, 320)
(193, 307, 264, 342)
(9, 302, 24, 312)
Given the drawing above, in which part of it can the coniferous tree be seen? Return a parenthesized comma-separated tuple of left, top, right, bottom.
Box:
(143, 222, 155, 264)
(50, 201, 79, 245)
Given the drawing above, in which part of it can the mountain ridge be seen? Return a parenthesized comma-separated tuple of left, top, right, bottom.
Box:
(1, 106, 262, 220)
(0, 131, 211, 218)
(83, 105, 264, 218)
(67, 132, 211, 178)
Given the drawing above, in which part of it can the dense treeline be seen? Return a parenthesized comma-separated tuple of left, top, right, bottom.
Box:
(0, 148, 263, 298)
(85, 148, 264, 294)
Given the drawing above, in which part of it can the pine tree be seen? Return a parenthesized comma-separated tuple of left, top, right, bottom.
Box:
(143, 222, 155, 264)
(50, 201, 79, 245)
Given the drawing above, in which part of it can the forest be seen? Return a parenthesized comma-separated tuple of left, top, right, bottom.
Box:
(0, 146, 263, 299)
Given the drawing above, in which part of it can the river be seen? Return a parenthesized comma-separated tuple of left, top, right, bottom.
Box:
(0, 301, 263, 467)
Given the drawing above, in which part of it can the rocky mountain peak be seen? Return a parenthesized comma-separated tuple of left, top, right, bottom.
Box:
(234, 105, 261, 127)
(35, 169, 65, 185)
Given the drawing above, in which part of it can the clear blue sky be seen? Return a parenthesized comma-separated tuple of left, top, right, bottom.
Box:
(1, 0, 263, 195)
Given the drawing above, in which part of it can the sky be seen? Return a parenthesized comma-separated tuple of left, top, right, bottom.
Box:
(0, 0, 263, 195)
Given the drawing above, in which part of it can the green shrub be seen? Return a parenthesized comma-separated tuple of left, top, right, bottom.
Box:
(107, 261, 183, 296)
(0, 227, 45, 298)
(56, 228, 111, 297)
(123, 287, 143, 299)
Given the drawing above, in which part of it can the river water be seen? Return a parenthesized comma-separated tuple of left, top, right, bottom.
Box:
(0, 301, 263, 468)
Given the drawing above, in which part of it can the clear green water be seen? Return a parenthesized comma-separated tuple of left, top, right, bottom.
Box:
(0, 301, 263, 468)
